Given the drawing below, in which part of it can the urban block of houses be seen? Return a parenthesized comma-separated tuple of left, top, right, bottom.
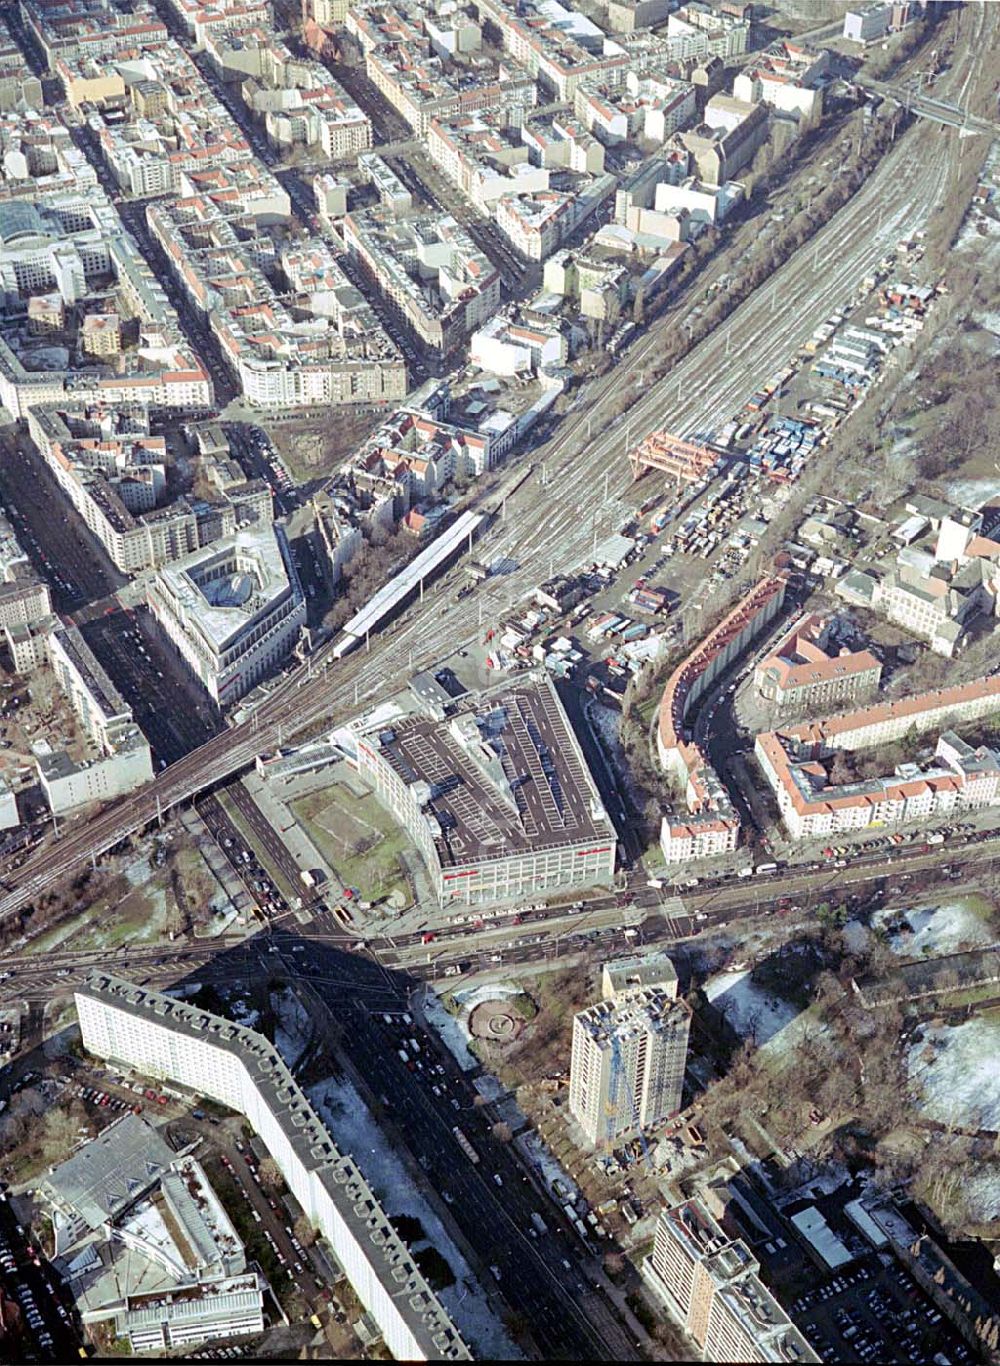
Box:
(753, 613, 882, 712)
(230, 36, 373, 159)
(21, 0, 168, 75)
(732, 40, 828, 123)
(364, 35, 536, 138)
(28, 404, 272, 576)
(574, 68, 698, 147)
(658, 576, 788, 863)
(755, 673, 1000, 839)
(147, 190, 406, 408)
(342, 206, 500, 352)
(0, 186, 211, 420)
(0, 17, 43, 111)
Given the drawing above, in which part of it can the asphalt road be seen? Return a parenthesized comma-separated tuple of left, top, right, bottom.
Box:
(285, 946, 640, 1361)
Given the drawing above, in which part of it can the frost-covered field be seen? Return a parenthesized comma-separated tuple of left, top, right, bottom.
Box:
(704, 969, 800, 1047)
(874, 900, 995, 958)
(908, 1019, 1000, 1132)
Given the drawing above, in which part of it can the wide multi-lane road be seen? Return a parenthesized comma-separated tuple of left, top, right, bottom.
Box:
(0, 71, 986, 926)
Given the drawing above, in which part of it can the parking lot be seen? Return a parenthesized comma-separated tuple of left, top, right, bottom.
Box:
(792, 1257, 977, 1365)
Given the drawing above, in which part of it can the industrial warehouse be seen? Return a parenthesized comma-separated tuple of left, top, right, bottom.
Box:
(334, 670, 617, 905)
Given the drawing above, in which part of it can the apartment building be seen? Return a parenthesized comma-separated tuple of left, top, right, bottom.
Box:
(335, 671, 617, 905)
(666, 3, 750, 60)
(657, 576, 788, 863)
(682, 99, 768, 186)
(605, 0, 671, 34)
(0, 577, 51, 630)
(163, 0, 273, 48)
(732, 41, 828, 122)
(843, 4, 892, 44)
(645, 1199, 819, 1363)
(569, 988, 690, 1146)
(0, 18, 43, 110)
(881, 556, 993, 657)
(476, 0, 631, 100)
(754, 614, 881, 711)
(74, 975, 470, 1362)
(755, 675, 1000, 839)
(42, 626, 154, 813)
(575, 69, 697, 146)
(147, 525, 306, 707)
(342, 207, 500, 352)
(602, 951, 679, 1003)
(469, 312, 568, 376)
(542, 249, 630, 321)
(494, 174, 618, 261)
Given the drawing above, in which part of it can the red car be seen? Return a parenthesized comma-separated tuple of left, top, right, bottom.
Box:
(421, 932, 435, 944)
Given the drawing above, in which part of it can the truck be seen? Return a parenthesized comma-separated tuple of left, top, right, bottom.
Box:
(531, 1212, 548, 1236)
(755, 862, 778, 876)
(300, 869, 315, 889)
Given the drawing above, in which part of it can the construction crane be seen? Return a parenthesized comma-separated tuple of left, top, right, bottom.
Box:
(605, 1032, 653, 1171)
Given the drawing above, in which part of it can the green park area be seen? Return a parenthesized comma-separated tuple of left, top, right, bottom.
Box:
(291, 783, 413, 907)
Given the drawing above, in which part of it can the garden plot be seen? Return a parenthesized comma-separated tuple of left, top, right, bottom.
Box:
(873, 899, 996, 958)
(908, 1019, 1000, 1132)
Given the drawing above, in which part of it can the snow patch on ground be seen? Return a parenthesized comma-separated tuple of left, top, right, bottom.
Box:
(308, 1074, 520, 1360)
(963, 1165, 1000, 1223)
(908, 1019, 1000, 1132)
(422, 988, 478, 1071)
(704, 970, 799, 1047)
(453, 981, 521, 1012)
(947, 478, 1000, 508)
(122, 856, 153, 887)
(515, 1131, 581, 1207)
(873, 901, 995, 958)
(841, 920, 870, 954)
(223, 994, 260, 1029)
(271, 988, 311, 1070)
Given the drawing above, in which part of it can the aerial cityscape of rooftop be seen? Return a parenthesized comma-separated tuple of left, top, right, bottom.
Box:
(0, 0, 996, 1360)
